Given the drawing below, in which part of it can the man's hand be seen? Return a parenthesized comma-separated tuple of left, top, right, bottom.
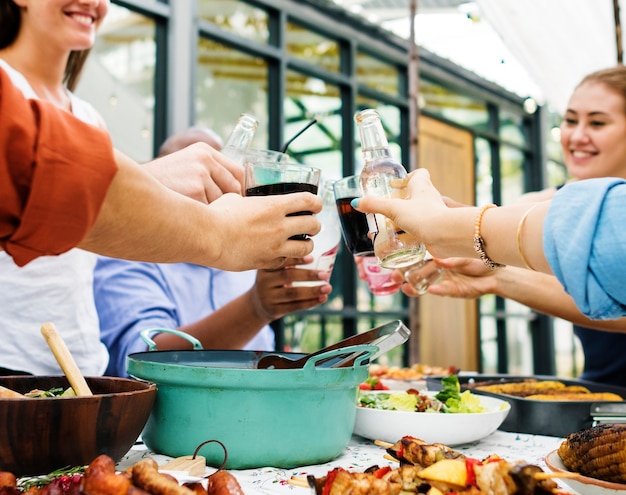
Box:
(249, 256, 331, 321)
(207, 192, 323, 271)
(140, 143, 243, 203)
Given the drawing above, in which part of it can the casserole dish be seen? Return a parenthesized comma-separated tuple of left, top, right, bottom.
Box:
(127, 329, 378, 469)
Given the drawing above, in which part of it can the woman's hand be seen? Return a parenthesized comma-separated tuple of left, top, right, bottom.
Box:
(425, 257, 497, 298)
(353, 169, 447, 244)
(352, 169, 468, 258)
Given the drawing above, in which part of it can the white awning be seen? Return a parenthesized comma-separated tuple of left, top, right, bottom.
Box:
(339, 0, 624, 113)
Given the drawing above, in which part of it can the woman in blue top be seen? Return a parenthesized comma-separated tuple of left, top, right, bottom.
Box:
(378, 67, 626, 386)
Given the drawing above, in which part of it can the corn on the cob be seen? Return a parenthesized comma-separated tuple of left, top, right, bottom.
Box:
(558, 424, 626, 483)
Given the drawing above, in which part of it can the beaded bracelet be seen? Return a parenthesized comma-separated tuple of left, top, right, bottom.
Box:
(473, 204, 505, 270)
(516, 204, 539, 271)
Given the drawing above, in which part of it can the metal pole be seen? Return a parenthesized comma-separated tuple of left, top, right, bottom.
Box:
(614, 0, 623, 64)
(408, 0, 420, 171)
(408, 0, 422, 366)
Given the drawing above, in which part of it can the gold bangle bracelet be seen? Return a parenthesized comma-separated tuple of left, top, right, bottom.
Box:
(473, 204, 504, 270)
(516, 204, 539, 271)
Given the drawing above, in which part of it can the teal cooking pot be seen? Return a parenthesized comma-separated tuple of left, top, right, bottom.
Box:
(127, 329, 377, 469)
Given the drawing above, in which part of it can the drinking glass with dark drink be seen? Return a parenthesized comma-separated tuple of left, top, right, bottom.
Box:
(244, 161, 321, 240)
(335, 174, 445, 296)
(333, 175, 401, 295)
(334, 175, 444, 296)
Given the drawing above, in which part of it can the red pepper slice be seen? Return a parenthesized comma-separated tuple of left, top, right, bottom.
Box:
(322, 468, 344, 495)
(397, 444, 404, 459)
(465, 457, 482, 487)
(373, 466, 392, 478)
(396, 436, 417, 460)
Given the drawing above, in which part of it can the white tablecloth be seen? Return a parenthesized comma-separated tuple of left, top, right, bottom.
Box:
(118, 431, 567, 494)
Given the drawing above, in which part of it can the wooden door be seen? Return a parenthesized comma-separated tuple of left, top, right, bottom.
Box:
(409, 115, 479, 372)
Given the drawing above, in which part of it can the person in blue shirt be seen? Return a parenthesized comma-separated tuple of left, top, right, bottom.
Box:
(358, 70, 626, 330)
(94, 127, 332, 377)
(385, 67, 626, 386)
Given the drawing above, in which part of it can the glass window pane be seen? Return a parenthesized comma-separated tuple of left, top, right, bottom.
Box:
(546, 159, 569, 188)
(474, 137, 493, 205)
(198, 0, 269, 44)
(480, 306, 498, 374)
(286, 21, 340, 73)
(196, 37, 269, 147)
(499, 109, 527, 147)
(500, 145, 525, 205)
(285, 71, 342, 179)
(421, 79, 489, 132)
(546, 110, 564, 162)
(356, 50, 400, 96)
(77, 4, 156, 162)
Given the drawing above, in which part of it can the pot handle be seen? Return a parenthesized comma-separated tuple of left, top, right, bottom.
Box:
(140, 328, 204, 351)
(303, 344, 378, 370)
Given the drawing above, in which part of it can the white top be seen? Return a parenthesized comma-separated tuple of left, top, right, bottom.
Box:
(0, 59, 109, 375)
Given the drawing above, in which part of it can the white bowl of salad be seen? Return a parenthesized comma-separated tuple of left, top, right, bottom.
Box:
(353, 375, 511, 445)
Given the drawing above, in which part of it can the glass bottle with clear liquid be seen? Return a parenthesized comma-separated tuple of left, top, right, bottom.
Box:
(356, 108, 425, 269)
(221, 113, 259, 166)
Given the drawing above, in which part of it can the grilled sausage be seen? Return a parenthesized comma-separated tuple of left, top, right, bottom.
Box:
(181, 482, 207, 495)
(132, 459, 195, 495)
(81, 455, 132, 495)
(206, 471, 243, 495)
(0, 473, 16, 489)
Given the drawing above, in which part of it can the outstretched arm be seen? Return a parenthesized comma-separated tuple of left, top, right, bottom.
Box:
(81, 150, 321, 271)
(353, 170, 626, 320)
(428, 258, 626, 331)
(153, 257, 332, 351)
(352, 169, 551, 272)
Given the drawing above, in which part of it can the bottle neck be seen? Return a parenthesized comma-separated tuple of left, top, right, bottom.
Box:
(356, 110, 392, 165)
(223, 114, 258, 151)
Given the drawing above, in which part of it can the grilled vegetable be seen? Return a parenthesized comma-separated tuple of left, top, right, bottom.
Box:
(558, 424, 626, 483)
(385, 436, 465, 466)
(415, 459, 467, 487)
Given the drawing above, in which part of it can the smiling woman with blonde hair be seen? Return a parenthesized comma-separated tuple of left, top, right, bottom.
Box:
(353, 66, 626, 385)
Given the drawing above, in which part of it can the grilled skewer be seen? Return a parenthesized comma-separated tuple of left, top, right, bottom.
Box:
(290, 437, 576, 495)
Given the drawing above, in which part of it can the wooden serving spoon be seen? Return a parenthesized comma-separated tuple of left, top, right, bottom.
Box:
(40, 322, 93, 396)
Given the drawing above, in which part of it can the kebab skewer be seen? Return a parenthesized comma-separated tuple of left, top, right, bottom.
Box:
(291, 436, 579, 495)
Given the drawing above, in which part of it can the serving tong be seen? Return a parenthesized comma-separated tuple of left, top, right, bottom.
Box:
(256, 319, 410, 369)
(591, 402, 626, 426)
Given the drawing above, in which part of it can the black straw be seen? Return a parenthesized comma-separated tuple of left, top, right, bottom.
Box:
(280, 117, 318, 153)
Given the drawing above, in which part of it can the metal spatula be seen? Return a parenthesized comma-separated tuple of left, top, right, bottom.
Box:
(256, 319, 410, 369)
